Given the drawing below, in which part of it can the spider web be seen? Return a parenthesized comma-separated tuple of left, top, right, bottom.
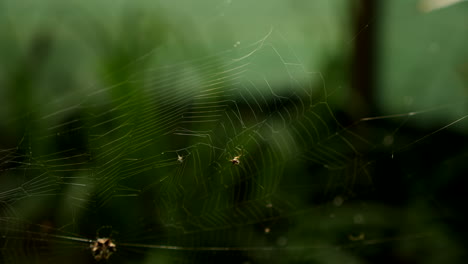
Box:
(1, 20, 466, 264)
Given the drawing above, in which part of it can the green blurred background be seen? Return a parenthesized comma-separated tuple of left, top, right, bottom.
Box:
(0, 0, 467, 263)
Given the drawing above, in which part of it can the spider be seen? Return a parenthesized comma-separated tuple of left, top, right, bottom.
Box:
(229, 148, 243, 165)
(177, 154, 184, 163)
(176, 150, 191, 163)
(90, 227, 117, 261)
(90, 237, 116, 261)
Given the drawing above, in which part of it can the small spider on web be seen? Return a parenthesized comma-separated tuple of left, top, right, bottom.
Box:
(90, 226, 117, 261)
(229, 147, 244, 165)
(177, 154, 184, 163)
(90, 237, 116, 261)
(176, 149, 191, 163)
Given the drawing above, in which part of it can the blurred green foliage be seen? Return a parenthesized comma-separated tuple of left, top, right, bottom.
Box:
(0, 0, 467, 263)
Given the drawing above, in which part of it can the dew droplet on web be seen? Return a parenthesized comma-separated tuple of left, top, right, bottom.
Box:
(353, 213, 364, 224)
(333, 196, 343, 207)
(383, 135, 394, 146)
